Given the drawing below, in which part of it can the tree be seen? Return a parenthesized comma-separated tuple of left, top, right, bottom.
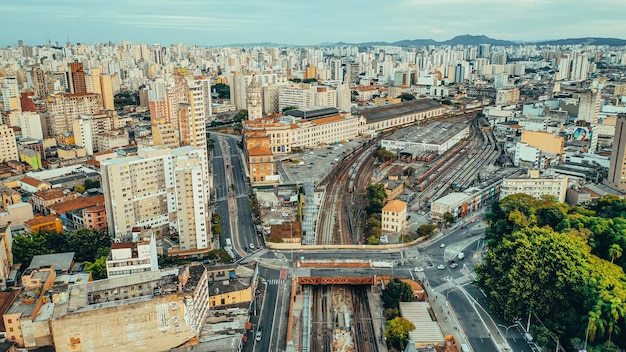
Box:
(351, 91, 359, 101)
(83, 256, 108, 280)
(281, 106, 298, 113)
(404, 166, 415, 177)
(367, 235, 380, 245)
(365, 184, 386, 215)
(212, 212, 221, 224)
(443, 212, 455, 225)
(609, 244, 622, 264)
(381, 278, 413, 310)
(84, 179, 100, 189)
(302, 78, 317, 83)
(385, 317, 415, 351)
(213, 83, 230, 99)
(211, 223, 222, 235)
(397, 93, 416, 102)
(233, 109, 248, 122)
(65, 228, 113, 262)
(74, 185, 86, 193)
(416, 224, 438, 238)
(206, 249, 233, 263)
(375, 148, 396, 162)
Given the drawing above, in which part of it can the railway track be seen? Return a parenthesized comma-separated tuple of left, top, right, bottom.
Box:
(310, 286, 332, 352)
(351, 286, 379, 352)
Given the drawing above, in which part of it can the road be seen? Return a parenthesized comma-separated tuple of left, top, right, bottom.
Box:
(211, 134, 286, 352)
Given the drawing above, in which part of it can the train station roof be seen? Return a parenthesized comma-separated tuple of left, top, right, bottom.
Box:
(399, 301, 446, 346)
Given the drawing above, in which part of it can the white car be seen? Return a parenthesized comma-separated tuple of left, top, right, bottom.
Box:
(450, 263, 459, 269)
(414, 266, 424, 272)
(437, 264, 446, 270)
(255, 329, 263, 341)
(249, 243, 255, 250)
(440, 243, 446, 248)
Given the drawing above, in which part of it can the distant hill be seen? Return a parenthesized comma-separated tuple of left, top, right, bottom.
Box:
(220, 36, 626, 48)
(318, 35, 626, 47)
(533, 37, 626, 46)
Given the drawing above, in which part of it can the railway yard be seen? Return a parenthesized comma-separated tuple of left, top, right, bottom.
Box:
(315, 112, 499, 246)
(293, 111, 501, 352)
(306, 285, 379, 352)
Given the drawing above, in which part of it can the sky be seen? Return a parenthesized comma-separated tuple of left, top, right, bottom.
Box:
(1, 0, 625, 47)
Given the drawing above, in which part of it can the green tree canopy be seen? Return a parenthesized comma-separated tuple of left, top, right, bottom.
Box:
(365, 184, 386, 215)
(477, 194, 626, 349)
(381, 278, 413, 310)
(213, 83, 230, 99)
(84, 256, 108, 280)
(385, 317, 415, 351)
(281, 106, 298, 113)
(13, 228, 112, 267)
(233, 110, 248, 122)
(397, 93, 416, 102)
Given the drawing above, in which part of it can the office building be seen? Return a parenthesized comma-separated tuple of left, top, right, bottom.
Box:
(578, 89, 600, 125)
(500, 170, 569, 202)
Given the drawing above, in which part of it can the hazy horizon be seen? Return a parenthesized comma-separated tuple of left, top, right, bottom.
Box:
(2, 0, 625, 47)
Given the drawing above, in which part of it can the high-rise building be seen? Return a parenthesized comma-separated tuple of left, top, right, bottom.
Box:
(68, 62, 87, 94)
(247, 76, 262, 120)
(578, 89, 601, 125)
(606, 114, 626, 192)
(0, 125, 18, 162)
(101, 146, 212, 253)
(100, 74, 115, 110)
(31, 66, 48, 99)
(0, 77, 20, 112)
(45, 93, 102, 136)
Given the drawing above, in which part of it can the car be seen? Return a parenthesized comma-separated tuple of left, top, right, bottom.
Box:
(249, 243, 255, 250)
(437, 264, 446, 270)
(255, 328, 263, 341)
(440, 243, 446, 248)
(414, 266, 424, 272)
(450, 263, 459, 269)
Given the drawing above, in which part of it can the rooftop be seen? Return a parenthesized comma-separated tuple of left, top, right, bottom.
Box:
(24, 214, 60, 227)
(28, 252, 75, 272)
(359, 99, 443, 124)
(383, 199, 407, 212)
(49, 194, 105, 215)
(399, 301, 446, 345)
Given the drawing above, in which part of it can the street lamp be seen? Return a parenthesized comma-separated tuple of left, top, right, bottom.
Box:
(497, 324, 517, 339)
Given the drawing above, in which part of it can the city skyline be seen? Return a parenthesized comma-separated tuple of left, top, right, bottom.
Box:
(2, 0, 626, 47)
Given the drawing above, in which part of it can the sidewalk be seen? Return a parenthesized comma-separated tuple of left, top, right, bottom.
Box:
(420, 275, 472, 350)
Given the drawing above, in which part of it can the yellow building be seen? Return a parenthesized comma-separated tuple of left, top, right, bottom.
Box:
(24, 215, 63, 234)
(520, 130, 564, 157)
(382, 200, 407, 233)
(57, 132, 75, 146)
(374, 96, 401, 106)
(206, 264, 256, 308)
(19, 149, 42, 170)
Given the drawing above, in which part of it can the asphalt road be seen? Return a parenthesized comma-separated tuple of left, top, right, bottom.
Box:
(210, 136, 233, 250)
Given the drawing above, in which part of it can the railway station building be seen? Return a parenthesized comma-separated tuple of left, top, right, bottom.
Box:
(358, 99, 446, 133)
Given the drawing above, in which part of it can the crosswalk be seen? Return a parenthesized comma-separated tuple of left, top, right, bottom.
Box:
(433, 275, 473, 293)
(266, 279, 287, 286)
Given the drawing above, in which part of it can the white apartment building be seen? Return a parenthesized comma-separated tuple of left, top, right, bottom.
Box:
(19, 112, 44, 140)
(500, 170, 569, 202)
(278, 86, 316, 111)
(381, 200, 407, 233)
(0, 125, 18, 162)
(106, 232, 159, 278)
(73, 113, 112, 155)
(101, 146, 211, 253)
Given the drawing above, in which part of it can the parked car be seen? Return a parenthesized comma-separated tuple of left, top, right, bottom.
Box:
(249, 243, 255, 250)
(414, 266, 424, 272)
(437, 264, 446, 270)
(450, 263, 459, 269)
